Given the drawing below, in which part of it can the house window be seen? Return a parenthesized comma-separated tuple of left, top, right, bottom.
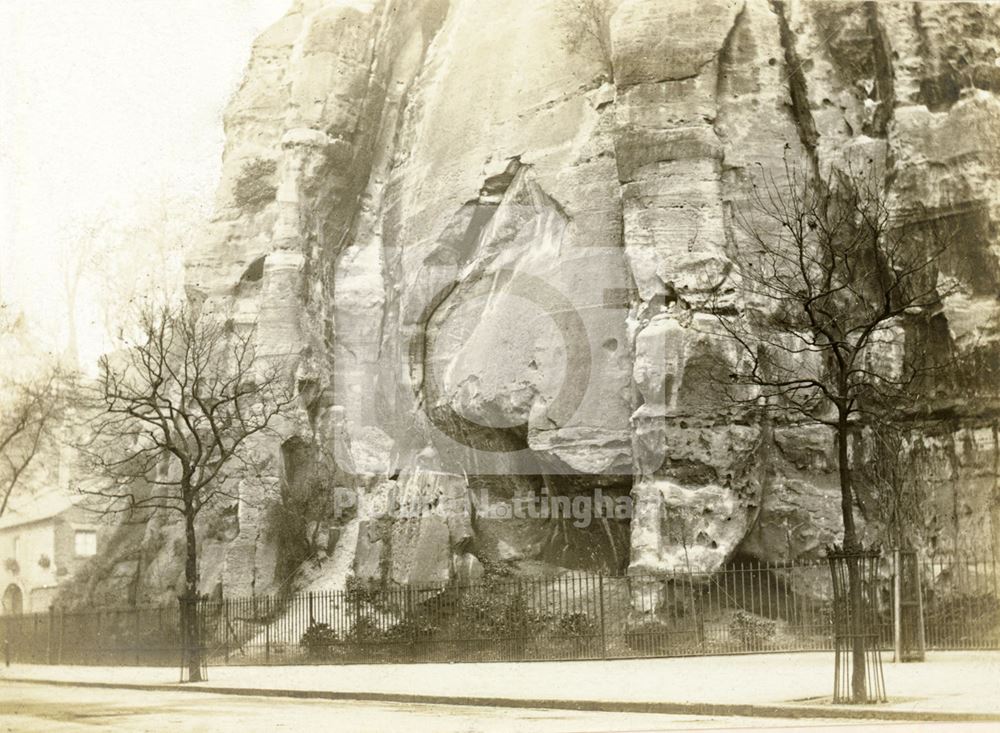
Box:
(74, 530, 97, 557)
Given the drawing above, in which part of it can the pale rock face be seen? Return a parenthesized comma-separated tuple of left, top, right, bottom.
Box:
(178, 0, 1000, 595)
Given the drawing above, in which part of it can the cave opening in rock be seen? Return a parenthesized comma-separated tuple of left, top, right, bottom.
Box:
(466, 468, 632, 576)
(240, 255, 266, 283)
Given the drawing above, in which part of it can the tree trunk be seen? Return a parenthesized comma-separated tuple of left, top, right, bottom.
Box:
(837, 411, 866, 701)
(837, 412, 858, 552)
(182, 502, 202, 682)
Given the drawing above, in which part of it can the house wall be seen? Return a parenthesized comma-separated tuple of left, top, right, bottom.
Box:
(52, 506, 106, 582)
(0, 506, 106, 615)
(0, 522, 56, 614)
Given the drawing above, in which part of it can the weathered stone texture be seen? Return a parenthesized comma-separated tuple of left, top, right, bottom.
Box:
(174, 0, 1000, 593)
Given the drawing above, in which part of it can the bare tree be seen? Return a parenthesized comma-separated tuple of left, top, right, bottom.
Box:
(712, 156, 956, 701)
(78, 304, 293, 681)
(0, 307, 66, 517)
(560, 0, 613, 81)
(0, 371, 64, 518)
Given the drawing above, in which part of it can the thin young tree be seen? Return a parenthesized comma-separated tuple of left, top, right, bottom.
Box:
(0, 307, 67, 517)
(559, 0, 613, 81)
(711, 156, 956, 701)
(78, 305, 293, 681)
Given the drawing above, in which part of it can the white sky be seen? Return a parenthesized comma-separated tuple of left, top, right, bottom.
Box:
(0, 0, 289, 365)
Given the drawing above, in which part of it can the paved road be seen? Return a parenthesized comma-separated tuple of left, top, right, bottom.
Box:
(0, 683, 989, 733)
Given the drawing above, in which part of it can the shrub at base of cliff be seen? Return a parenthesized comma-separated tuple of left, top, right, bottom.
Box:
(232, 158, 277, 209)
(344, 575, 385, 607)
(300, 621, 339, 661)
(728, 610, 777, 651)
(553, 611, 599, 656)
(331, 563, 555, 662)
(450, 562, 550, 657)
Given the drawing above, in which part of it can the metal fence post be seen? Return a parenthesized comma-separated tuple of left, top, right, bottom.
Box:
(915, 557, 926, 658)
(178, 597, 185, 683)
(598, 573, 607, 659)
(47, 606, 53, 664)
(893, 549, 902, 663)
(265, 596, 271, 665)
(96, 609, 102, 666)
(224, 599, 230, 665)
(134, 606, 141, 666)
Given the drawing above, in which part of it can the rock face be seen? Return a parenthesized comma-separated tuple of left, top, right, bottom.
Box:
(183, 0, 1000, 594)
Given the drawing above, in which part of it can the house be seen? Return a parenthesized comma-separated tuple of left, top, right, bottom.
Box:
(0, 492, 105, 614)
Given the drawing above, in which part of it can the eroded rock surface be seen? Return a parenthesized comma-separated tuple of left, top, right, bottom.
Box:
(175, 0, 1000, 595)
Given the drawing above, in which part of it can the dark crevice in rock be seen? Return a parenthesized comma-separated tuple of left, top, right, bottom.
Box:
(240, 255, 266, 282)
(770, 0, 820, 173)
(908, 2, 1000, 112)
(479, 157, 522, 200)
(536, 474, 632, 574)
(297, 377, 322, 431)
(865, 1, 896, 139)
(919, 66, 1000, 113)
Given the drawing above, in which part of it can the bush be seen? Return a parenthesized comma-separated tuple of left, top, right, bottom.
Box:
(233, 158, 277, 209)
(556, 612, 596, 637)
(384, 614, 439, 642)
(457, 579, 546, 639)
(729, 610, 776, 650)
(340, 609, 441, 663)
(345, 615, 381, 643)
(300, 621, 339, 660)
(344, 576, 387, 609)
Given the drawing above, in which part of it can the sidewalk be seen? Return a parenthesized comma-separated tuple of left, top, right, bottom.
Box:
(2, 652, 998, 722)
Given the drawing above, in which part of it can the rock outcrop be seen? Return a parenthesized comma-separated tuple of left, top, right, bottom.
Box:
(181, 0, 1000, 595)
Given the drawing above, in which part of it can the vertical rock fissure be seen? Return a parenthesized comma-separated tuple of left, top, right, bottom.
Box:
(865, 0, 896, 140)
(770, 0, 820, 174)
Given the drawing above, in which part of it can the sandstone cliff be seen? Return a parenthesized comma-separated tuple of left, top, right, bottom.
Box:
(180, 0, 1000, 596)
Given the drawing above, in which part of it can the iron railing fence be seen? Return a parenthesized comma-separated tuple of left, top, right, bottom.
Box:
(0, 603, 182, 666)
(202, 559, 845, 665)
(921, 553, 1000, 649)
(1, 552, 996, 667)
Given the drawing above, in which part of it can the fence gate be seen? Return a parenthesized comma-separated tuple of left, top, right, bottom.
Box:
(893, 549, 926, 662)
